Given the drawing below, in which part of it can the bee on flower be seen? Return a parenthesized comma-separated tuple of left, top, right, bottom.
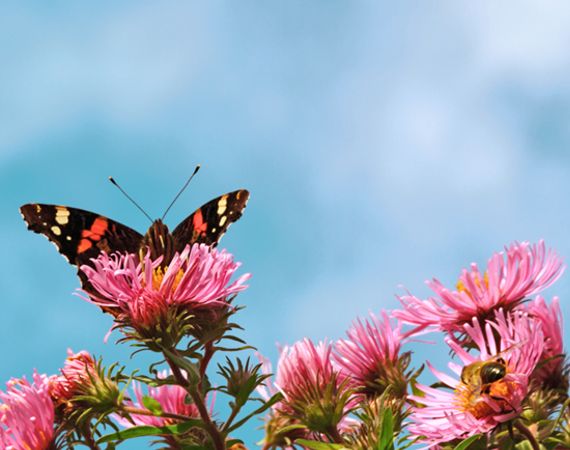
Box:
(408, 309, 544, 447)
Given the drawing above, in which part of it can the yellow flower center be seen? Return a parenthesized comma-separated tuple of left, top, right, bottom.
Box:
(457, 271, 489, 295)
(150, 265, 185, 291)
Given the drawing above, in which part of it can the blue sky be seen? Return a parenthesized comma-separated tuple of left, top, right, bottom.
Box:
(2, 2, 570, 448)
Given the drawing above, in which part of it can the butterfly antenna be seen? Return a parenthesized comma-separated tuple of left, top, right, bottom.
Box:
(108, 177, 154, 223)
(161, 165, 201, 221)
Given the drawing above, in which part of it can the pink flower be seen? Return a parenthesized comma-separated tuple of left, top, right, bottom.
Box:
(274, 339, 353, 434)
(275, 339, 338, 408)
(523, 296, 566, 389)
(335, 312, 409, 397)
(408, 309, 544, 447)
(80, 243, 250, 329)
(258, 348, 356, 448)
(116, 371, 202, 427)
(0, 372, 55, 450)
(256, 352, 282, 408)
(395, 241, 563, 334)
(50, 349, 97, 404)
(256, 353, 309, 449)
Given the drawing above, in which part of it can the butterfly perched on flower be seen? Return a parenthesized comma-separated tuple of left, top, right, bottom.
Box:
(20, 187, 249, 296)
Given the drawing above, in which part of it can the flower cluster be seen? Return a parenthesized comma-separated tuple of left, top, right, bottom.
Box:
(258, 241, 568, 449)
(258, 315, 412, 448)
(12, 196, 570, 450)
(4, 234, 258, 449)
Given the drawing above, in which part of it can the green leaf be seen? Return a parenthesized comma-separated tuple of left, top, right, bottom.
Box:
(161, 348, 201, 384)
(273, 423, 307, 436)
(97, 420, 203, 444)
(226, 392, 283, 433)
(514, 441, 534, 450)
(295, 439, 348, 450)
(378, 408, 394, 450)
(141, 395, 163, 415)
(453, 434, 483, 450)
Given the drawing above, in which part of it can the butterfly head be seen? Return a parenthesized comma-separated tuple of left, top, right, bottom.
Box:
(140, 219, 176, 265)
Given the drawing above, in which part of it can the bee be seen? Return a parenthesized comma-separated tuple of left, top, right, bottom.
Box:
(460, 357, 507, 395)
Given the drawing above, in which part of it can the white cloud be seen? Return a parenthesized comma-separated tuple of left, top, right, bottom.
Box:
(459, 2, 570, 82)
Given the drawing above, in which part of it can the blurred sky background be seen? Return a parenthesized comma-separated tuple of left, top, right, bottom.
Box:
(2, 2, 570, 448)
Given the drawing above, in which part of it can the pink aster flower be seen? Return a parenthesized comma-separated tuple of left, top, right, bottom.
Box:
(408, 309, 544, 447)
(116, 371, 203, 428)
(50, 349, 97, 404)
(274, 339, 354, 435)
(256, 353, 310, 449)
(80, 243, 250, 329)
(0, 372, 55, 450)
(523, 296, 566, 389)
(258, 348, 357, 448)
(395, 240, 564, 334)
(48, 350, 121, 427)
(335, 312, 410, 398)
(256, 352, 282, 408)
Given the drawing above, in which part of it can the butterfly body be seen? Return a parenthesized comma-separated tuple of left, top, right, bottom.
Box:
(20, 189, 249, 285)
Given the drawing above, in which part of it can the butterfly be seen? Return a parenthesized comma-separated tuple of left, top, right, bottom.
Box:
(20, 189, 249, 296)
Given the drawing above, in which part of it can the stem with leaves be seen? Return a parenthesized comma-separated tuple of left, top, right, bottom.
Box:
(165, 349, 226, 450)
(514, 421, 540, 450)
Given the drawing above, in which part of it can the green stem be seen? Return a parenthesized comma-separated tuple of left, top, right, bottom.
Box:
(122, 405, 195, 422)
(222, 403, 241, 433)
(200, 342, 215, 382)
(81, 425, 101, 450)
(326, 425, 344, 444)
(514, 420, 539, 450)
(166, 351, 226, 450)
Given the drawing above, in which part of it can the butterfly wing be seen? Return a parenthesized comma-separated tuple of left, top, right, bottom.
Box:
(20, 204, 143, 284)
(172, 189, 249, 251)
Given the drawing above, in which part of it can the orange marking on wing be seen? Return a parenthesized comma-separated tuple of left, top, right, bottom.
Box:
(91, 217, 108, 235)
(81, 217, 109, 241)
(78, 239, 93, 253)
(192, 210, 208, 235)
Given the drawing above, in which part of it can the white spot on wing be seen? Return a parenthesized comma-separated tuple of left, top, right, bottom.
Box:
(55, 207, 70, 225)
(217, 195, 228, 215)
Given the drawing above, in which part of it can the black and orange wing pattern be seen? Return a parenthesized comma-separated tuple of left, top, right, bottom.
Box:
(20, 204, 143, 270)
(172, 189, 249, 252)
